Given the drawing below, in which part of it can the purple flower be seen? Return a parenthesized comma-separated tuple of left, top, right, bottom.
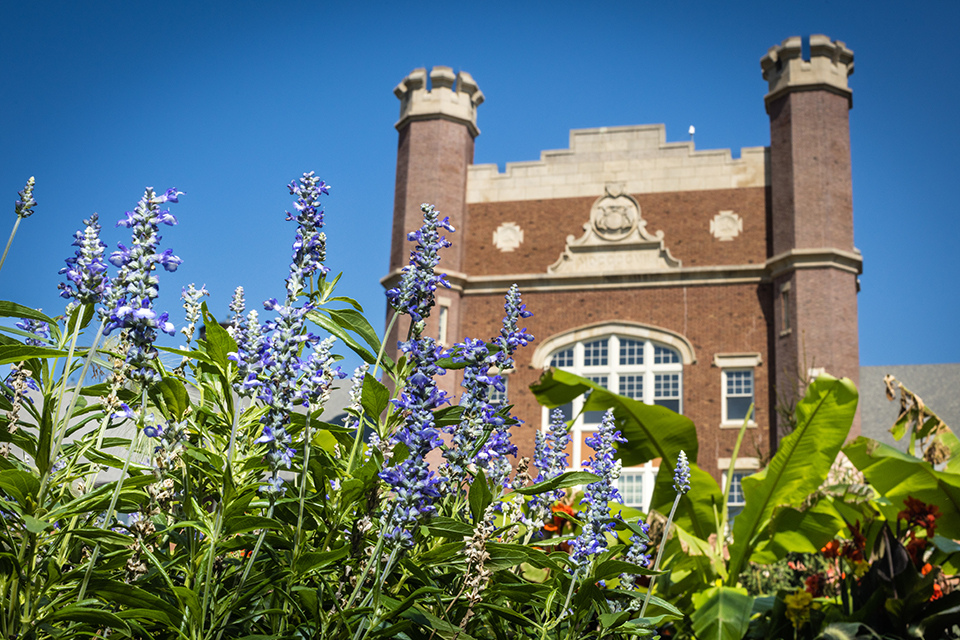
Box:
(227, 286, 246, 339)
(380, 204, 453, 548)
(285, 172, 330, 301)
(527, 408, 571, 528)
(619, 532, 651, 590)
(570, 409, 627, 568)
(16, 318, 49, 346)
(179, 284, 209, 346)
(101, 187, 182, 385)
(674, 450, 691, 494)
(385, 204, 454, 326)
(58, 213, 109, 310)
(14, 177, 37, 219)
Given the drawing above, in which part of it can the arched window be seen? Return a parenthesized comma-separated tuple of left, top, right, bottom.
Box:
(535, 323, 694, 512)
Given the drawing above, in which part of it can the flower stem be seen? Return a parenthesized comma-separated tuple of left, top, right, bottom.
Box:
(0, 216, 23, 274)
(639, 492, 681, 618)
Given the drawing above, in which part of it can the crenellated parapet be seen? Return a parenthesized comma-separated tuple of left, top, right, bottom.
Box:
(761, 35, 854, 108)
(394, 66, 485, 137)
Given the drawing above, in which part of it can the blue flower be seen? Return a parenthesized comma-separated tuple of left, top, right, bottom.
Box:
(16, 318, 49, 346)
(285, 172, 330, 301)
(385, 204, 454, 326)
(14, 177, 37, 219)
(58, 213, 109, 310)
(570, 409, 627, 568)
(673, 450, 690, 495)
(101, 187, 182, 385)
(179, 284, 209, 345)
(619, 531, 651, 590)
(527, 408, 570, 528)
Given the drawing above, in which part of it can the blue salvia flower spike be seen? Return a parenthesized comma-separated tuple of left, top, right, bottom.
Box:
(674, 450, 691, 494)
(570, 409, 626, 569)
(58, 213, 109, 311)
(102, 187, 182, 385)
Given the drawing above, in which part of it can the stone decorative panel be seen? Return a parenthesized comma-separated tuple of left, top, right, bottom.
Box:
(492, 222, 524, 252)
(710, 210, 743, 241)
(548, 184, 681, 274)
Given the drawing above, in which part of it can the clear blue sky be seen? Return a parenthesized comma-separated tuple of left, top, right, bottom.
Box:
(1, 0, 957, 369)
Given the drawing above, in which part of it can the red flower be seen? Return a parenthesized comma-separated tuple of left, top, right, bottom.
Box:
(805, 573, 825, 597)
(821, 540, 841, 560)
(899, 496, 941, 537)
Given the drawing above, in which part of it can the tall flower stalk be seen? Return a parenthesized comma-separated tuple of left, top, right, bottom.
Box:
(0, 177, 37, 273)
(639, 450, 690, 617)
(379, 203, 453, 549)
(525, 408, 570, 539)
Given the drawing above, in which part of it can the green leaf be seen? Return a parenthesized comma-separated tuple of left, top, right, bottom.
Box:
(325, 308, 384, 360)
(150, 377, 191, 421)
(295, 546, 350, 574)
(469, 469, 493, 524)
(727, 374, 858, 582)
(361, 373, 390, 418)
(223, 515, 284, 536)
(0, 301, 56, 324)
(0, 345, 68, 364)
(43, 606, 130, 630)
(200, 302, 237, 372)
(65, 302, 96, 337)
(424, 516, 474, 539)
(307, 310, 379, 366)
(844, 436, 960, 538)
(689, 586, 754, 640)
(514, 470, 601, 495)
(753, 499, 846, 563)
(487, 542, 563, 571)
(531, 368, 721, 540)
(23, 515, 51, 533)
(0, 469, 40, 504)
(87, 578, 183, 625)
(592, 558, 660, 581)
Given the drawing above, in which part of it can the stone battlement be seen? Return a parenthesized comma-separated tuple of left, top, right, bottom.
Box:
(394, 66, 485, 137)
(761, 35, 854, 107)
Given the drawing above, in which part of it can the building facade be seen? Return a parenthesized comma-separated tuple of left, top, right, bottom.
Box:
(382, 36, 861, 510)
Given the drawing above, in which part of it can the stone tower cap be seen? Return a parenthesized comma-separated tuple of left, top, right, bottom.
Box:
(394, 66, 485, 137)
(761, 35, 854, 108)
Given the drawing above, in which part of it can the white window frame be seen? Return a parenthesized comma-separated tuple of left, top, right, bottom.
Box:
(719, 457, 759, 523)
(542, 332, 687, 512)
(713, 353, 761, 428)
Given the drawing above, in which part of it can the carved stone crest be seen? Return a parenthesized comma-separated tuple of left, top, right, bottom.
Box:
(710, 210, 742, 241)
(548, 183, 680, 274)
(492, 222, 524, 252)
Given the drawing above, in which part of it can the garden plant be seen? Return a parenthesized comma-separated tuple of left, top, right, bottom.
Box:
(1, 175, 958, 640)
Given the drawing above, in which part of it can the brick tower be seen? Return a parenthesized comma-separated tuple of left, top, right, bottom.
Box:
(762, 35, 862, 437)
(385, 66, 484, 392)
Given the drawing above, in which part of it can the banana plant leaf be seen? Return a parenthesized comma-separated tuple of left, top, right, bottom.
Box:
(726, 375, 858, 582)
(844, 436, 960, 539)
(689, 586, 754, 640)
(530, 367, 722, 541)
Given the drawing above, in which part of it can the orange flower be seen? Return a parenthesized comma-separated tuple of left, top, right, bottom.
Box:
(821, 539, 841, 559)
(922, 563, 933, 576)
(932, 582, 943, 601)
(899, 496, 941, 537)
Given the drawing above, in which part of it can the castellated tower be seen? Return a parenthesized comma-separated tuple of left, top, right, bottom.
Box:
(384, 66, 484, 391)
(763, 35, 862, 437)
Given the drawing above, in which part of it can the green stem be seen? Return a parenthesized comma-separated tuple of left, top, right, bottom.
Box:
(212, 499, 275, 640)
(372, 309, 398, 381)
(77, 395, 146, 602)
(0, 216, 23, 273)
(718, 404, 753, 545)
(294, 409, 313, 554)
(639, 491, 682, 618)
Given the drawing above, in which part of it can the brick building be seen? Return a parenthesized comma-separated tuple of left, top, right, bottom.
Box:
(381, 35, 861, 511)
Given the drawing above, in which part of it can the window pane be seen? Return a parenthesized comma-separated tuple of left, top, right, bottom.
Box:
(727, 396, 753, 421)
(654, 373, 680, 398)
(619, 339, 644, 365)
(728, 472, 747, 505)
(619, 471, 644, 507)
(654, 345, 680, 364)
(584, 376, 608, 423)
(619, 375, 642, 399)
(726, 370, 753, 396)
(489, 379, 508, 406)
(583, 339, 608, 367)
(654, 398, 680, 413)
(552, 348, 574, 368)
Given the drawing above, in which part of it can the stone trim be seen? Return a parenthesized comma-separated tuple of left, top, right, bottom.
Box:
(718, 457, 760, 470)
(712, 353, 763, 368)
(761, 35, 854, 110)
(530, 321, 697, 368)
(466, 124, 768, 203)
(394, 67, 484, 138)
(765, 247, 863, 279)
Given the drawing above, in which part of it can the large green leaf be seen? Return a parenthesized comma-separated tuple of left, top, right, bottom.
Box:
(727, 374, 858, 582)
(0, 344, 67, 364)
(530, 368, 721, 540)
(751, 498, 847, 563)
(689, 586, 754, 640)
(0, 301, 56, 324)
(844, 436, 960, 538)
